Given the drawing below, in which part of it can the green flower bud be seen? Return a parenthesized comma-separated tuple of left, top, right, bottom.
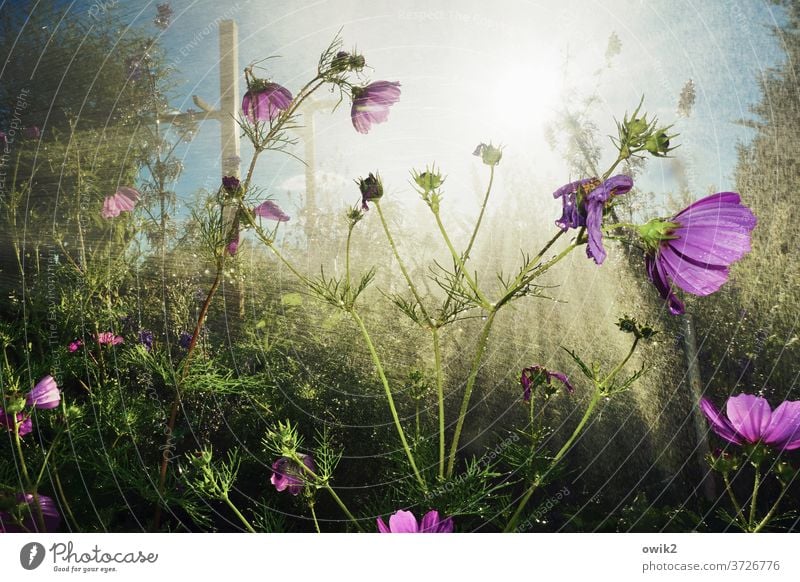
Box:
(637, 218, 680, 251)
(413, 169, 444, 192)
(472, 142, 503, 166)
(645, 130, 672, 157)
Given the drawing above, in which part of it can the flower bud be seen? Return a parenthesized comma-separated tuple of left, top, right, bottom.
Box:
(413, 169, 444, 192)
(357, 173, 383, 210)
(644, 130, 672, 157)
(472, 142, 503, 166)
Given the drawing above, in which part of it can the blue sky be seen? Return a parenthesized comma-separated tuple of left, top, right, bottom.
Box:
(69, 0, 788, 220)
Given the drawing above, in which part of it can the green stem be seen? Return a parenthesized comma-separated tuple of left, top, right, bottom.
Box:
(324, 485, 363, 532)
(34, 429, 64, 488)
(753, 482, 789, 533)
(310, 502, 321, 533)
(462, 165, 495, 264)
(446, 311, 497, 477)
(432, 209, 491, 309)
(504, 388, 602, 532)
(749, 464, 762, 530)
(722, 472, 746, 530)
(14, 423, 46, 531)
(603, 337, 639, 389)
(433, 328, 446, 480)
(350, 310, 425, 489)
(290, 453, 364, 532)
(53, 467, 80, 532)
(375, 201, 431, 322)
(222, 493, 256, 533)
(345, 224, 354, 290)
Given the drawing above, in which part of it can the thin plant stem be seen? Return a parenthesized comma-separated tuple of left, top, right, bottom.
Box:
(291, 454, 364, 531)
(350, 310, 426, 489)
(431, 209, 491, 309)
(749, 463, 762, 530)
(52, 467, 80, 532)
(14, 424, 46, 531)
(505, 388, 602, 532)
(463, 165, 494, 263)
(433, 328, 446, 480)
(310, 502, 321, 533)
(222, 494, 256, 533)
(375, 201, 431, 322)
(753, 482, 789, 533)
(446, 310, 497, 477)
(722, 472, 746, 530)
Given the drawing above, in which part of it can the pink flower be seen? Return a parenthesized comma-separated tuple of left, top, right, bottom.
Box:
(270, 454, 314, 495)
(641, 192, 757, 315)
(0, 410, 32, 437)
(101, 187, 140, 219)
(0, 493, 61, 532)
(376, 509, 454, 533)
(253, 200, 290, 222)
(701, 394, 800, 451)
(26, 375, 60, 410)
(242, 82, 292, 122)
(351, 81, 401, 134)
(96, 332, 124, 346)
(68, 340, 83, 352)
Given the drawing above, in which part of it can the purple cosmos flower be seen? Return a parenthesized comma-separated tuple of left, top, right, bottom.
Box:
(101, 186, 140, 219)
(700, 394, 800, 451)
(23, 126, 41, 139)
(96, 332, 123, 346)
(68, 339, 83, 353)
(222, 176, 240, 192)
(351, 81, 401, 134)
(242, 82, 293, 123)
(520, 365, 574, 403)
(641, 192, 756, 315)
(253, 200, 290, 222)
(552, 175, 633, 264)
(0, 410, 32, 437)
(376, 509, 454, 533)
(357, 173, 383, 211)
(178, 332, 192, 350)
(154, 3, 173, 29)
(26, 375, 60, 410)
(138, 330, 154, 351)
(0, 493, 61, 532)
(270, 454, 315, 495)
(226, 233, 240, 256)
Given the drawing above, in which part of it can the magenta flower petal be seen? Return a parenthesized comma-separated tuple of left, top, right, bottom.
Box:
(270, 454, 315, 496)
(242, 83, 293, 122)
(658, 246, 730, 296)
(762, 400, 800, 448)
(645, 255, 685, 315)
(253, 200, 290, 222)
(377, 509, 454, 533)
(699, 397, 742, 445)
(645, 192, 756, 314)
(101, 187, 140, 219)
(0, 409, 32, 437)
(725, 394, 771, 443)
(521, 365, 574, 403)
(26, 375, 60, 410)
(351, 81, 401, 134)
(0, 493, 61, 532)
(387, 510, 420, 533)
